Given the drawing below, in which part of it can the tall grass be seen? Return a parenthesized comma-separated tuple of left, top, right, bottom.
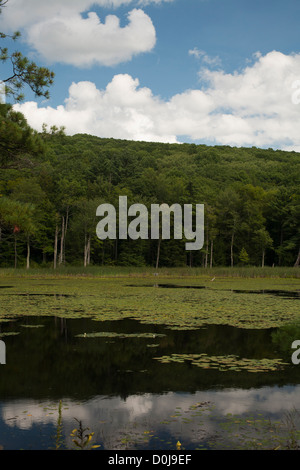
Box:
(0, 265, 299, 278)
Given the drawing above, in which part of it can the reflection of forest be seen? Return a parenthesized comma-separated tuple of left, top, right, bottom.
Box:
(272, 322, 300, 360)
(0, 316, 299, 400)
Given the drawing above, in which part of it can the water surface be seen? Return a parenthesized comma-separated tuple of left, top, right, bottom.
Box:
(0, 278, 300, 450)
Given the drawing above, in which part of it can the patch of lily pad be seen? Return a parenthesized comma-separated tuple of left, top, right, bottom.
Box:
(153, 353, 290, 372)
(75, 332, 166, 339)
(20, 324, 45, 328)
(0, 276, 299, 331)
(0, 331, 20, 337)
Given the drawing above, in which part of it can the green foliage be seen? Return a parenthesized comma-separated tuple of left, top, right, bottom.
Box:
(70, 419, 100, 450)
(0, 104, 46, 168)
(239, 247, 250, 265)
(0, 1, 54, 102)
(0, 106, 299, 269)
(271, 322, 300, 361)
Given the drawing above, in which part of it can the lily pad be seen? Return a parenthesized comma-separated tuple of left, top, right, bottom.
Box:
(153, 353, 290, 372)
(76, 331, 166, 339)
(20, 324, 45, 328)
(0, 332, 20, 337)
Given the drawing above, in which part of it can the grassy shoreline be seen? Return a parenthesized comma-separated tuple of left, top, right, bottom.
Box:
(0, 265, 299, 279)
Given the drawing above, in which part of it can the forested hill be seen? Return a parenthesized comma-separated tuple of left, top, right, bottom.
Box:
(49, 133, 299, 187)
(0, 104, 299, 269)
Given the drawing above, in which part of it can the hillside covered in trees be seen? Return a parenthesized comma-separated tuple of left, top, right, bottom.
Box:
(0, 103, 299, 269)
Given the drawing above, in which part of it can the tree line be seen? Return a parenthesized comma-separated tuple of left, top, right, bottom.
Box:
(0, 103, 299, 269)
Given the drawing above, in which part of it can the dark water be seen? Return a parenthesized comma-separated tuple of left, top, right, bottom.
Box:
(127, 284, 207, 289)
(129, 283, 300, 299)
(1, 315, 300, 450)
(232, 289, 300, 299)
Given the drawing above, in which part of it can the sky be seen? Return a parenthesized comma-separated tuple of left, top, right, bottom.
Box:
(1, 0, 300, 150)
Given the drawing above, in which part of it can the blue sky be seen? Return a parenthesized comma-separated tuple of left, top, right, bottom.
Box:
(1, 0, 300, 150)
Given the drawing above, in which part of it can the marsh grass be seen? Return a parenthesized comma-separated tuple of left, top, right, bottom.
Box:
(0, 265, 299, 279)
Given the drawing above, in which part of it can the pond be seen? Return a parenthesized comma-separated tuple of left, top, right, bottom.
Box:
(0, 277, 300, 450)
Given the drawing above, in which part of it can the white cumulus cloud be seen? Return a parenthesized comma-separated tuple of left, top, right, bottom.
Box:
(0, 0, 165, 66)
(14, 51, 300, 150)
(0, 0, 173, 30)
(27, 9, 156, 67)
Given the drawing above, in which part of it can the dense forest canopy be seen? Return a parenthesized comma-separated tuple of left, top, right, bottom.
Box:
(0, 103, 299, 269)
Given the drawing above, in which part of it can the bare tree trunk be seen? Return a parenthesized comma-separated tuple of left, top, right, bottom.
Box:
(262, 248, 265, 268)
(59, 216, 65, 265)
(102, 241, 105, 265)
(205, 243, 208, 268)
(84, 233, 91, 267)
(294, 248, 300, 267)
(54, 224, 58, 269)
(210, 239, 213, 268)
(26, 236, 30, 269)
(230, 232, 234, 267)
(84, 232, 87, 267)
(115, 238, 118, 262)
(14, 234, 17, 269)
(205, 221, 209, 268)
(278, 226, 283, 266)
(83, 234, 91, 267)
(63, 207, 69, 265)
(155, 237, 161, 270)
(87, 235, 91, 265)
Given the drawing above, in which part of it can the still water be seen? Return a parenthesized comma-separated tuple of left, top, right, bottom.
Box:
(1, 312, 300, 450)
